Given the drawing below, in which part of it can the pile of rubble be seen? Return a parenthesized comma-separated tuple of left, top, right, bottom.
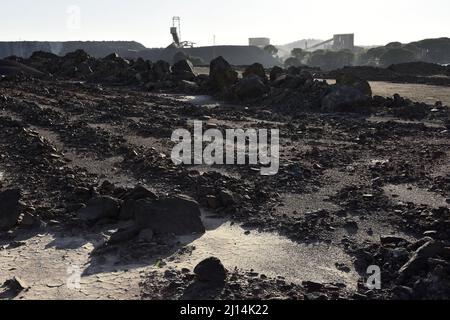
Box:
(4, 50, 200, 91)
(353, 236, 450, 299)
(208, 57, 445, 118)
(2, 51, 448, 119)
(326, 62, 450, 86)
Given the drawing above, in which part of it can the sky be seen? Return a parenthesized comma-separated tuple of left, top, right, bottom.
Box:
(0, 0, 449, 48)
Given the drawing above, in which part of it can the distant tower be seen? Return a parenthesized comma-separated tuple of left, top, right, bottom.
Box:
(170, 16, 181, 47)
(169, 16, 195, 48)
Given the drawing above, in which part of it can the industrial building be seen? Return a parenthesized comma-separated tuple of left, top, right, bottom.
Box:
(305, 33, 355, 51)
(332, 34, 355, 51)
(249, 38, 271, 48)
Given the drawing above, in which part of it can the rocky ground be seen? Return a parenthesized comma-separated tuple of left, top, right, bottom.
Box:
(0, 51, 449, 300)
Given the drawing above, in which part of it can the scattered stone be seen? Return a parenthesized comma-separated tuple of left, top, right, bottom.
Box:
(302, 281, 324, 292)
(415, 240, 443, 258)
(321, 85, 371, 113)
(219, 189, 235, 206)
(108, 227, 140, 244)
(335, 73, 372, 97)
(335, 263, 351, 273)
(78, 196, 120, 222)
(243, 63, 267, 81)
(138, 228, 154, 242)
(380, 235, 409, 246)
(398, 240, 443, 277)
(233, 75, 268, 100)
(172, 59, 196, 81)
(0, 189, 22, 231)
(152, 60, 171, 81)
(194, 257, 227, 283)
(209, 56, 238, 91)
(269, 66, 285, 82)
(134, 195, 205, 235)
(119, 186, 157, 220)
(206, 195, 220, 209)
(3, 276, 28, 293)
(392, 285, 413, 300)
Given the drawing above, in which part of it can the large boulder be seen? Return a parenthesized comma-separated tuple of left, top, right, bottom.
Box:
(398, 240, 444, 278)
(78, 196, 120, 222)
(132, 58, 152, 73)
(172, 59, 196, 81)
(134, 195, 204, 235)
(130, 58, 154, 83)
(272, 72, 313, 89)
(336, 73, 372, 97)
(119, 185, 158, 220)
(58, 50, 95, 78)
(321, 85, 370, 113)
(152, 60, 171, 81)
(243, 63, 267, 82)
(0, 189, 22, 231)
(233, 75, 269, 100)
(269, 66, 285, 82)
(194, 257, 227, 283)
(209, 56, 238, 91)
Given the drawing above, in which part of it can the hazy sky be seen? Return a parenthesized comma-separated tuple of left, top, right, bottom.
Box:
(1, 0, 449, 47)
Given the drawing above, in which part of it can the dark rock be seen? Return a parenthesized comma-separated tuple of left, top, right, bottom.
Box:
(321, 85, 371, 113)
(398, 240, 443, 278)
(392, 285, 413, 300)
(219, 189, 235, 206)
(243, 63, 267, 81)
(0, 189, 22, 231)
(336, 73, 372, 97)
(3, 276, 28, 293)
(233, 75, 268, 100)
(344, 220, 358, 230)
(380, 235, 409, 246)
(408, 237, 434, 251)
(172, 59, 196, 81)
(270, 66, 285, 82)
(134, 195, 205, 235)
(271, 71, 314, 91)
(393, 102, 429, 120)
(415, 240, 443, 258)
(124, 185, 157, 201)
(138, 228, 154, 242)
(108, 227, 140, 244)
(194, 257, 227, 283)
(152, 60, 171, 81)
(209, 56, 238, 91)
(78, 196, 120, 221)
(206, 195, 220, 209)
(119, 185, 158, 220)
(302, 281, 324, 292)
